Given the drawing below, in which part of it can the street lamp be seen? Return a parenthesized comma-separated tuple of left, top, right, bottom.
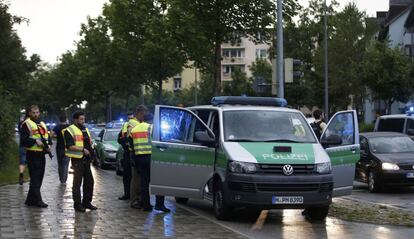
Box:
(324, 0, 329, 120)
(276, 0, 284, 98)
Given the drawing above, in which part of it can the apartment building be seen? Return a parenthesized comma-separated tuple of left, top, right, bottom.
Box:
(163, 37, 271, 91)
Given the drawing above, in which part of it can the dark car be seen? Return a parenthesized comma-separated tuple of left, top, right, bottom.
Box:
(355, 132, 414, 192)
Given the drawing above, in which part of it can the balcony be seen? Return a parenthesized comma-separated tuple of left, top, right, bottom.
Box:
(221, 42, 244, 49)
(221, 57, 245, 65)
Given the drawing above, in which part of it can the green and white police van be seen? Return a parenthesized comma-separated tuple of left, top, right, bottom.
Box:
(150, 96, 359, 220)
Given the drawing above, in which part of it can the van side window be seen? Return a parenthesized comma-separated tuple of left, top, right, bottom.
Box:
(188, 117, 209, 144)
(211, 112, 220, 139)
(406, 119, 414, 136)
(159, 107, 192, 143)
(194, 110, 210, 125)
(377, 118, 405, 133)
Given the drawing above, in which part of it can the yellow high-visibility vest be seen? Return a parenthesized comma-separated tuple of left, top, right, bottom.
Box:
(24, 119, 49, 152)
(64, 124, 92, 159)
(131, 122, 152, 155)
(125, 118, 140, 150)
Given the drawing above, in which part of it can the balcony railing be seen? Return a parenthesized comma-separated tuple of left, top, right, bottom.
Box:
(221, 57, 244, 64)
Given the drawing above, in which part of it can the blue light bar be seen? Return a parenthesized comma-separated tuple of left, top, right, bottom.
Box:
(211, 96, 288, 107)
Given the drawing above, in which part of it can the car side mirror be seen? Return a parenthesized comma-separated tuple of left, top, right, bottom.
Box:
(320, 135, 343, 148)
(195, 131, 216, 147)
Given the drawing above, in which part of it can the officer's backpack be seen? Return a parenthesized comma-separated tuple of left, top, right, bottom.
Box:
(311, 121, 323, 140)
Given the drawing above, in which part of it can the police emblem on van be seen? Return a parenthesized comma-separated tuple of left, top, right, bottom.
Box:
(283, 165, 293, 175)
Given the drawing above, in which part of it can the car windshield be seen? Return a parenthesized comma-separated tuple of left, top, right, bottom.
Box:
(223, 110, 317, 143)
(89, 129, 102, 139)
(103, 130, 118, 141)
(369, 136, 414, 154)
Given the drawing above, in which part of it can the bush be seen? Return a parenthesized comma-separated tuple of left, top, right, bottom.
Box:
(0, 92, 19, 164)
(359, 123, 375, 132)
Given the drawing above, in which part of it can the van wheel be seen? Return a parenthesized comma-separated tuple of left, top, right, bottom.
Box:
(213, 182, 233, 220)
(368, 171, 381, 192)
(175, 197, 189, 204)
(303, 206, 330, 221)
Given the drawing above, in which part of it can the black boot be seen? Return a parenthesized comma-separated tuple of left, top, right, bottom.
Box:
(19, 173, 23, 185)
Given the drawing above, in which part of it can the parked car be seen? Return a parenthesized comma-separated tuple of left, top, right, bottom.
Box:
(374, 114, 414, 138)
(355, 132, 414, 192)
(94, 128, 121, 168)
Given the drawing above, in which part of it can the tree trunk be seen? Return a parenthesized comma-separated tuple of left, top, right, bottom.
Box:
(106, 92, 112, 122)
(125, 93, 131, 113)
(213, 40, 222, 96)
(158, 78, 163, 104)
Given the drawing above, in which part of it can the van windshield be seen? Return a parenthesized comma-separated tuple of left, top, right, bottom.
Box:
(223, 110, 317, 143)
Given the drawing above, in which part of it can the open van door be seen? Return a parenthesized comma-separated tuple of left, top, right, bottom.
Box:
(150, 105, 216, 199)
(321, 110, 360, 197)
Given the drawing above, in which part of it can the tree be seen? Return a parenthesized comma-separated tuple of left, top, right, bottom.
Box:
(249, 59, 272, 96)
(223, 69, 253, 96)
(361, 40, 414, 114)
(167, 0, 300, 95)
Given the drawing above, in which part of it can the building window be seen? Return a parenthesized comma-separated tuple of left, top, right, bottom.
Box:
(222, 49, 243, 58)
(405, 45, 413, 57)
(256, 49, 268, 59)
(223, 65, 245, 77)
(174, 77, 182, 91)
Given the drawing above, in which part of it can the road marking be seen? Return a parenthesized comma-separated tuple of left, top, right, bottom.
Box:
(173, 201, 253, 239)
(251, 210, 268, 231)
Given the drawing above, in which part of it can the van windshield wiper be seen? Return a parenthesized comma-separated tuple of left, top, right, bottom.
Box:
(263, 139, 301, 143)
(226, 139, 258, 142)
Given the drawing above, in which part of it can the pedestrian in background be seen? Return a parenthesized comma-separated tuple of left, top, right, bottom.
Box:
(117, 112, 137, 201)
(51, 112, 69, 184)
(17, 110, 29, 185)
(21, 105, 51, 208)
(64, 111, 97, 212)
(311, 109, 327, 140)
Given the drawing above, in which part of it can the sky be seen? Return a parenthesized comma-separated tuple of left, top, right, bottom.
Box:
(8, 0, 389, 64)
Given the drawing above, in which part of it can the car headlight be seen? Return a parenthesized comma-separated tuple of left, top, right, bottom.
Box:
(228, 161, 258, 174)
(382, 162, 399, 170)
(316, 162, 332, 174)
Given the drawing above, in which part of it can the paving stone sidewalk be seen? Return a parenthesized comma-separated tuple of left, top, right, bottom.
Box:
(0, 159, 246, 238)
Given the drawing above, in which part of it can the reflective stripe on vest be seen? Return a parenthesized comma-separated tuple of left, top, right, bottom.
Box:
(131, 123, 152, 155)
(64, 124, 92, 159)
(24, 119, 49, 152)
(126, 118, 140, 150)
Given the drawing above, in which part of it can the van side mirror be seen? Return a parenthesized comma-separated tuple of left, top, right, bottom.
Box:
(407, 129, 414, 136)
(320, 135, 342, 148)
(195, 131, 215, 147)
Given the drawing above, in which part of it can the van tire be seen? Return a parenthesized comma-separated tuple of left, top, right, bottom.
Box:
(213, 182, 233, 220)
(303, 206, 330, 221)
(175, 197, 189, 204)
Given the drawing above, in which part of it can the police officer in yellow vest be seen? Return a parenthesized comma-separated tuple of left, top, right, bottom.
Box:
(63, 111, 97, 212)
(129, 106, 170, 212)
(20, 105, 51, 208)
(117, 112, 137, 201)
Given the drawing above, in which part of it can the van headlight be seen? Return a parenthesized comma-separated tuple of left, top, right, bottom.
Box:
(316, 162, 332, 174)
(382, 162, 399, 170)
(228, 161, 258, 174)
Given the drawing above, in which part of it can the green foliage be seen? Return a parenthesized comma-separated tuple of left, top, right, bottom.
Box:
(167, 0, 299, 94)
(223, 69, 253, 96)
(359, 123, 374, 133)
(361, 40, 414, 114)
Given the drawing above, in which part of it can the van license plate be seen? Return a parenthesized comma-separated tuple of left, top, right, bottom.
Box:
(272, 196, 303, 204)
(406, 173, 414, 178)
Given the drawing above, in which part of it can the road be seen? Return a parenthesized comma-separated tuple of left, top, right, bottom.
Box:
(2, 152, 414, 238)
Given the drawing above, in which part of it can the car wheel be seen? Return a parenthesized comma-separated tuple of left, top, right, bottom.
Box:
(303, 206, 330, 221)
(368, 171, 381, 192)
(213, 181, 233, 220)
(175, 197, 189, 204)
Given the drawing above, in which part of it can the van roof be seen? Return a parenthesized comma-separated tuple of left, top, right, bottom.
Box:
(379, 114, 414, 119)
(189, 105, 300, 113)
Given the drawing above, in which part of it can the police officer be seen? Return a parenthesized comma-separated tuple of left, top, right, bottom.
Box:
(128, 106, 146, 209)
(63, 111, 97, 212)
(130, 106, 170, 212)
(21, 105, 51, 208)
(51, 113, 69, 184)
(117, 112, 136, 200)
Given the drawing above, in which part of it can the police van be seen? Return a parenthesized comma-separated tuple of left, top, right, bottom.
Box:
(150, 96, 359, 220)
